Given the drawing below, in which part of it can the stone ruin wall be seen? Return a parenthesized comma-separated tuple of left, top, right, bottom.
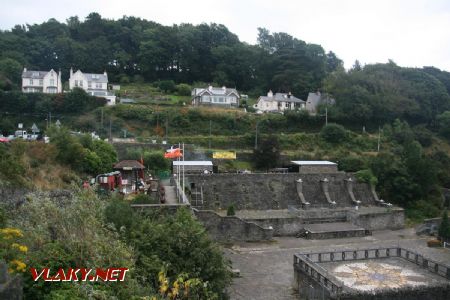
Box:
(186, 173, 377, 210)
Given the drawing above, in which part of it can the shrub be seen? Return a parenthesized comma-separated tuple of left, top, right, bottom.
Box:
(227, 205, 235, 216)
(176, 83, 192, 96)
(338, 156, 366, 172)
(355, 169, 378, 186)
(157, 80, 176, 93)
(320, 123, 348, 144)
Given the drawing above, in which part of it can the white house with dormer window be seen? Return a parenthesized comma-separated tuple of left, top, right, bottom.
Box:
(191, 85, 240, 107)
(69, 68, 116, 105)
(22, 68, 62, 93)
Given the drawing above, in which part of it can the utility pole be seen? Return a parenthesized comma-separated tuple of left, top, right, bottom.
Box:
(209, 120, 212, 150)
(100, 108, 104, 132)
(165, 114, 169, 139)
(109, 118, 112, 141)
(254, 122, 259, 150)
(49, 112, 52, 125)
(325, 106, 328, 126)
(377, 126, 381, 152)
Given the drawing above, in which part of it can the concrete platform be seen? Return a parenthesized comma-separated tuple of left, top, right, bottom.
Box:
(301, 222, 368, 239)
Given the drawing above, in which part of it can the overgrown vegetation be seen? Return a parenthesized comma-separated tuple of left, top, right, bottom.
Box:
(0, 191, 231, 299)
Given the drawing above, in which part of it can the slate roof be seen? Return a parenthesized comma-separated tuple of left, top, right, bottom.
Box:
(259, 93, 305, 103)
(193, 87, 239, 97)
(83, 72, 108, 83)
(22, 70, 48, 79)
(113, 160, 145, 170)
(306, 92, 335, 106)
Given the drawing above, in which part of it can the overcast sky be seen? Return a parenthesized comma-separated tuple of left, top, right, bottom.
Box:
(2, 0, 450, 71)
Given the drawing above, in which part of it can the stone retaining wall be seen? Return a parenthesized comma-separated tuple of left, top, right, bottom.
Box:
(186, 173, 377, 210)
(347, 208, 404, 230)
(193, 209, 273, 242)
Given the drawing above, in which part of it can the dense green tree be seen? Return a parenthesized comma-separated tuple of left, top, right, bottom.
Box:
(438, 211, 450, 241)
(253, 135, 280, 169)
(437, 111, 450, 139)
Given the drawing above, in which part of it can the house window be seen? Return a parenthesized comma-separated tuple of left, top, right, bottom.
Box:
(88, 81, 92, 88)
(39, 79, 43, 86)
(75, 80, 79, 87)
(30, 79, 33, 85)
(96, 83, 102, 89)
(50, 79, 55, 86)
(219, 97, 224, 103)
(80, 81, 83, 87)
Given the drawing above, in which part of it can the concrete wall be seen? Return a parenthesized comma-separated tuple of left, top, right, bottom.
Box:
(247, 217, 304, 236)
(299, 165, 338, 173)
(347, 208, 404, 230)
(193, 209, 273, 242)
(186, 173, 377, 210)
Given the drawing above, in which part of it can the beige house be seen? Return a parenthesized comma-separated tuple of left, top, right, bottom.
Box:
(21, 68, 62, 93)
(69, 68, 116, 105)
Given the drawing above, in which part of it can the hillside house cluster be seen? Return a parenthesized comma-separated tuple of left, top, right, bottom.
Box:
(22, 67, 116, 105)
(191, 86, 335, 114)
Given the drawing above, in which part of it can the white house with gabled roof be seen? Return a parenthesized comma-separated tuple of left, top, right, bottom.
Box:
(22, 68, 62, 93)
(254, 90, 305, 113)
(69, 68, 116, 105)
(191, 85, 240, 107)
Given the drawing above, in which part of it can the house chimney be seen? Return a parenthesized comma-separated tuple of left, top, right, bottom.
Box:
(316, 90, 321, 96)
(288, 92, 292, 98)
(267, 90, 273, 98)
(70, 67, 73, 77)
(222, 86, 226, 90)
(23, 67, 27, 72)
(104, 70, 107, 76)
(208, 85, 213, 91)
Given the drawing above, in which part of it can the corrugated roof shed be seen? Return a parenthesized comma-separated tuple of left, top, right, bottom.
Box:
(113, 160, 145, 169)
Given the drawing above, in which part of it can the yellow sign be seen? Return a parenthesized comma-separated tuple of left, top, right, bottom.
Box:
(213, 151, 236, 160)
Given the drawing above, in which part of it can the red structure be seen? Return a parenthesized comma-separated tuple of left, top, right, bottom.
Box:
(96, 171, 122, 192)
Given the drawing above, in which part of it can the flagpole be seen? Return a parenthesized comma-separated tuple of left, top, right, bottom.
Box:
(178, 142, 181, 202)
(182, 143, 185, 203)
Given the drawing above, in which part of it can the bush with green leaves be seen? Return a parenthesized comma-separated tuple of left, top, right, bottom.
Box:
(355, 169, 378, 186)
(320, 123, 348, 144)
(175, 83, 192, 96)
(227, 205, 235, 216)
(120, 208, 231, 299)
